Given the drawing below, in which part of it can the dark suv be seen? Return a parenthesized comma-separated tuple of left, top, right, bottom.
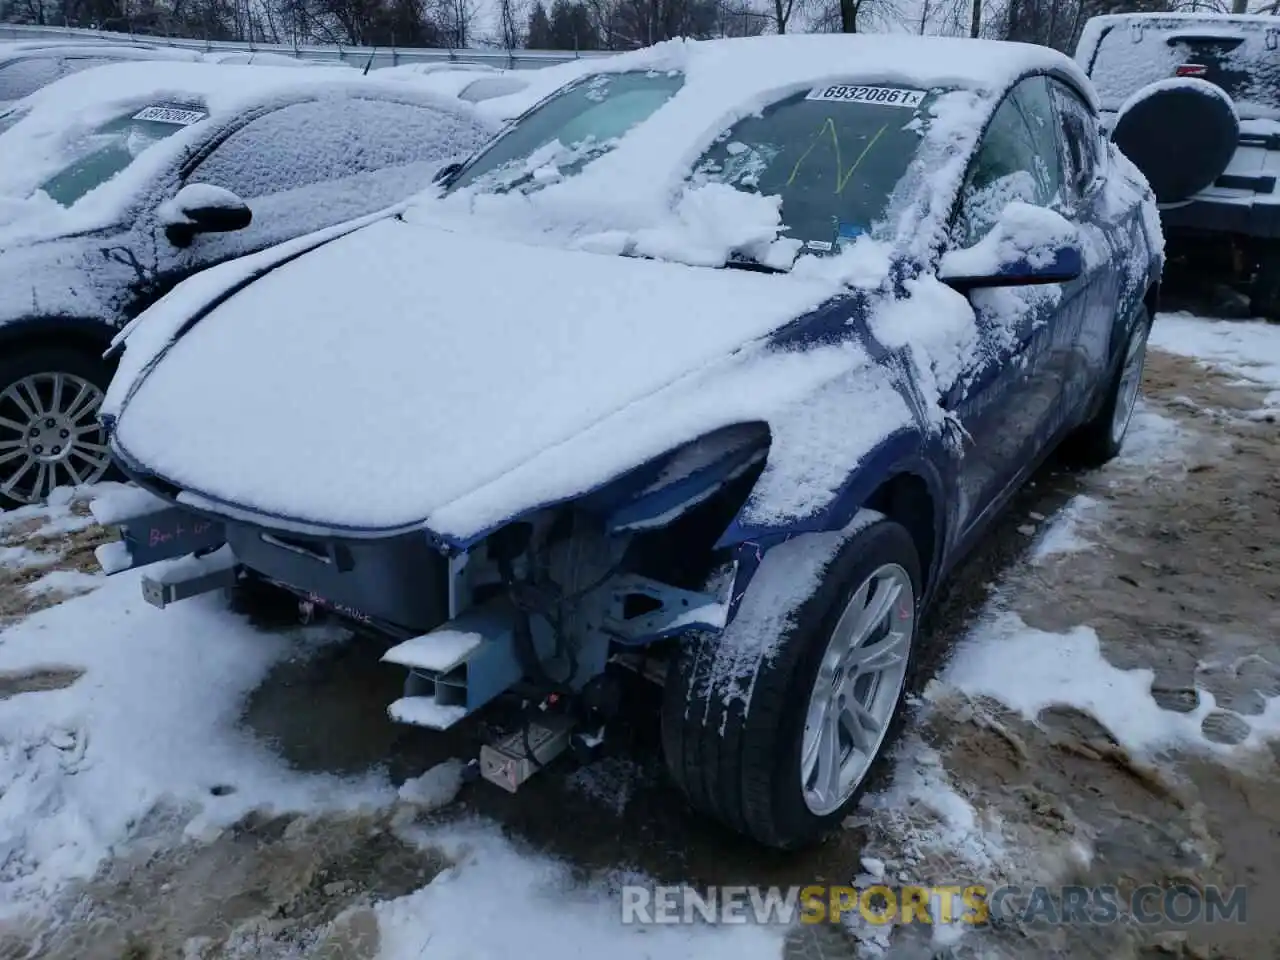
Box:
(1077, 13, 1280, 318)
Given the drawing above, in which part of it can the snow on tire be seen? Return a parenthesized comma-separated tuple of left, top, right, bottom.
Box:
(660, 513, 921, 849)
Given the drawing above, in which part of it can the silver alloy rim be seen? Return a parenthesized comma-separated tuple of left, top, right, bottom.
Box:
(1110, 324, 1149, 448)
(800, 563, 915, 816)
(0, 372, 108, 505)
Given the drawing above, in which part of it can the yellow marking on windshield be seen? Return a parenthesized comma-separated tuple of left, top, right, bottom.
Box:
(839, 123, 888, 193)
(784, 118, 891, 194)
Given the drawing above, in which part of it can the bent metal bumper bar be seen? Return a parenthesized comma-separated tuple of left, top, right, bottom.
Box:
(91, 493, 234, 608)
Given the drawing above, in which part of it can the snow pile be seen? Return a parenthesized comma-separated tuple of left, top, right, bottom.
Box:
(937, 201, 1079, 279)
(1117, 398, 1188, 465)
(1030, 494, 1102, 563)
(1116, 76, 1239, 127)
(0, 570, 391, 917)
(1150, 312, 1280, 416)
(940, 611, 1280, 755)
(630, 182, 800, 270)
(0, 484, 99, 540)
(374, 822, 788, 960)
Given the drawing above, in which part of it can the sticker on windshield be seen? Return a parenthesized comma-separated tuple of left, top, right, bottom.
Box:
(806, 85, 925, 108)
(132, 106, 207, 126)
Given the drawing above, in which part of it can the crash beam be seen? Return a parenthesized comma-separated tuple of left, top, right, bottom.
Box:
(140, 545, 239, 609)
(93, 504, 227, 576)
(383, 602, 538, 731)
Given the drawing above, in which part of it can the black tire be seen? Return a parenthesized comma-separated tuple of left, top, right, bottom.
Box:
(1064, 307, 1152, 468)
(660, 516, 922, 849)
(1249, 241, 1280, 322)
(1112, 79, 1238, 204)
(0, 345, 116, 510)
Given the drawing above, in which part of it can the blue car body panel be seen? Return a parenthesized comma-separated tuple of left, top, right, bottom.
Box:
(105, 66, 1163, 643)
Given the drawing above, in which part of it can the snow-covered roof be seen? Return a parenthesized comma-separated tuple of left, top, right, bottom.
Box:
(380, 64, 530, 102)
(1077, 12, 1280, 117)
(481, 35, 1090, 122)
(202, 50, 352, 68)
(474, 59, 610, 121)
(0, 42, 203, 65)
(0, 59, 490, 238)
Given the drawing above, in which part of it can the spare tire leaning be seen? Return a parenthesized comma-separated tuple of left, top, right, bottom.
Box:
(1112, 77, 1239, 204)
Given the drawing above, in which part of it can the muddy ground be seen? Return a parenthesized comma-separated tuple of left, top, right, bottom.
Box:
(1, 330, 1278, 960)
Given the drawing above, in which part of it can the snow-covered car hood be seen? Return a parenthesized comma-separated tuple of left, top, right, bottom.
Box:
(108, 216, 863, 536)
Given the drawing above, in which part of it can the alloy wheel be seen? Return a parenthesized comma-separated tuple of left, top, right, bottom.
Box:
(0, 372, 109, 505)
(800, 562, 915, 816)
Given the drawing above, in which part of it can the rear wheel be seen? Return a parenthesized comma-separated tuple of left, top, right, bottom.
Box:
(1249, 241, 1280, 322)
(1065, 308, 1151, 468)
(660, 517, 921, 848)
(0, 347, 114, 509)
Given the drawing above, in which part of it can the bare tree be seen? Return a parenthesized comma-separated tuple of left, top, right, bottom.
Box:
(432, 0, 475, 45)
(770, 0, 801, 32)
(806, 0, 902, 33)
(497, 0, 523, 47)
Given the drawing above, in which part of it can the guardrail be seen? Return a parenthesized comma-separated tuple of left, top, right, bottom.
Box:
(0, 22, 619, 70)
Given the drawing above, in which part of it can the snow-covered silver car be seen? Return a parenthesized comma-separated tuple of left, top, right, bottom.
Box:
(0, 42, 204, 111)
(0, 60, 495, 506)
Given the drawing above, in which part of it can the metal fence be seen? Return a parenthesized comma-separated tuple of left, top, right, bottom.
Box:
(0, 21, 619, 70)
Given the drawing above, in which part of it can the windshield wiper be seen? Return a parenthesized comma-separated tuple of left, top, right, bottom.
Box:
(723, 255, 787, 274)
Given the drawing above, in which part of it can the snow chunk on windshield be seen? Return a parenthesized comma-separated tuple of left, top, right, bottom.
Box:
(630, 182, 800, 270)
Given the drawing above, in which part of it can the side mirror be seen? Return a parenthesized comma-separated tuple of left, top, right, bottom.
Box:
(159, 183, 252, 248)
(938, 201, 1083, 292)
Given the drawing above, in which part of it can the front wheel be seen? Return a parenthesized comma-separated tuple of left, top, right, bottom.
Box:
(0, 346, 115, 509)
(660, 517, 921, 849)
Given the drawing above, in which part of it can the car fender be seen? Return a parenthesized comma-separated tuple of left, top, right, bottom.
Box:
(713, 426, 948, 620)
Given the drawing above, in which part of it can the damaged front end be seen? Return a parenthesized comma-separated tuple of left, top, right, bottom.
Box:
(94, 421, 775, 791)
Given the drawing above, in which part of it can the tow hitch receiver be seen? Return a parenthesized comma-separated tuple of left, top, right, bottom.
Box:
(479, 712, 574, 793)
(140, 545, 239, 609)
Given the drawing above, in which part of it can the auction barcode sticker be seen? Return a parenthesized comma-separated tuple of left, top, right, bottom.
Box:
(132, 105, 208, 125)
(806, 85, 925, 108)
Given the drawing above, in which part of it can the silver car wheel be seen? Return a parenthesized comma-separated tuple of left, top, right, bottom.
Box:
(1110, 323, 1149, 448)
(0, 372, 109, 505)
(800, 562, 915, 816)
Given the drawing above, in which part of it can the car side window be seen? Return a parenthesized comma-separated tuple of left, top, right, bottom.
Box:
(1049, 79, 1102, 204)
(954, 75, 1065, 246)
(186, 97, 478, 200)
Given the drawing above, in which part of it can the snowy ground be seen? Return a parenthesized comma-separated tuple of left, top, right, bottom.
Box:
(0, 312, 1278, 959)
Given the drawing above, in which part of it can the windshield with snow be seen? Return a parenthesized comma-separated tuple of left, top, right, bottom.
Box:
(691, 84, 941, 254)
(38, 103, 207, 206)
(1086, 18, 1280, 119)
(445, 70, 683, 194)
